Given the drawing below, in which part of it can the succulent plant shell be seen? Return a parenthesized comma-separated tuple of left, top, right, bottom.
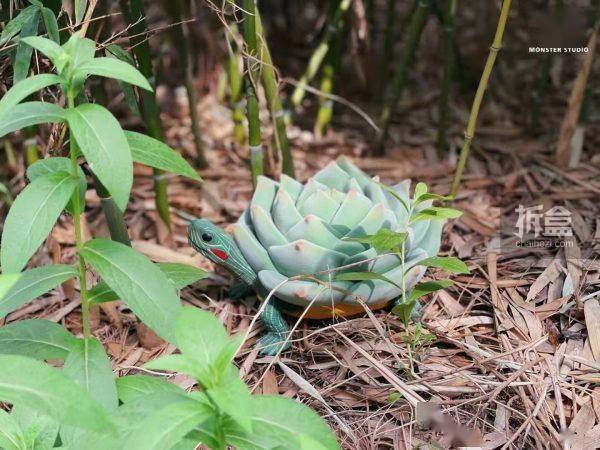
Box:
(228, 157, 443, 318)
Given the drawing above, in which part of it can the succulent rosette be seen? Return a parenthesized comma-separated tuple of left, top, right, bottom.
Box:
(230, 157, 444, 316)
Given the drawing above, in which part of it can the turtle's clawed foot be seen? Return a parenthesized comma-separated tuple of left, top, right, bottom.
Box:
(228, 281, 253, 300)
(257, 332, 291, 356)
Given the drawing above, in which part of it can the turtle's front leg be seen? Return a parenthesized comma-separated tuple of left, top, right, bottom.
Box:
(257, 299, 291, 356)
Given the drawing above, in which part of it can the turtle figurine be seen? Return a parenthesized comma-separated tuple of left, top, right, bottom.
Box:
(188, 157, 444, 355)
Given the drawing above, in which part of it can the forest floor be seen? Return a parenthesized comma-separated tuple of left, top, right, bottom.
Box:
(3, 80, 600, 448)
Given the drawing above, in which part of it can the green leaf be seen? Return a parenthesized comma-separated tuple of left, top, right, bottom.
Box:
(81, 238, 181, 342)
(19, 36, 65, 69)
(116, 375, 184, 404)
(414, 192, 454, 204)
(10, 405, 59, 450)
(40, 7, 59, 43)
(344, 228, 407, 253)
(0, 354, 115, 432)
(0, 74, 62, 118)
(174, 306, 229, 370)
(377, 181, 410, 213)
(27, 157, 87, 214)
(333, 271, 402, 290)
(87, 281, 119, 305)
(0, 265, 76, 318)
(12, 9, 41, 83)
(125, 131, 202, 181)
(75, 0, 87, 24)
(413, 182, 427, 199)
(122, 399, 211, 450)
(206, 366, 252, 433)
(0, 102, 66, 139)
(144, 354, 206, 380)
(66, 103, 132, 211)
(406, 280, 454, 303)
(0, 5, 38, 45)
(1, 172, 78, 273)
(63, 338, 118, 412)
(419, 256, 470, 274)
(75, 57, 152, 91)
(411, 207, 462, 223)
(0, 318, 77, 360)
(156, 263, 208, 288)
(105, 45, 141, 117)
(248, 395, 340, 450)
(0, 409, 25, 450)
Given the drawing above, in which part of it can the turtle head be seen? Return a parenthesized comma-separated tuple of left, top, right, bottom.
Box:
(188, 219, 257, 285)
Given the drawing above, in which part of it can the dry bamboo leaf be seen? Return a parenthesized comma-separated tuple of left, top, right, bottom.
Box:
(527, 261, 560, 301)
(585, 299, 600, 362)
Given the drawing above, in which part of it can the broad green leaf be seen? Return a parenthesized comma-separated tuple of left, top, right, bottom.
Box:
(87, 281, 118, 305)
(125, 131, 202, 181)
(0, 318, 77, 360)
(0, 264, 76, 319)
(66, 103, 132, 210)
(122, 399, 212, 450)
(1, 172, 78, 273)
(0, 409, 25, 450)
(0, 102, 66, 139)
(344, 228, 407, 253)
(11, 405, 59, 450)
(75, 57, 152, 91)
(27, 157, 87, 214)
(414, 192, 454, 204)
(0, 74, 62, 118)
(116, 375, 184, 404)
(63, 35, 95, 69)
(40, 7, 59, 43)
(333, 271, 402, 290)
(63, 338, 118, 412)
(156, 263, 208, 288)
(81, 238, 181, 342)
(0, 5, 38, 45)
(105, 45, 141, 116)
(174, 306, 228, 369)
(206, 366, 252, 433)
(12, 9, 41, 83)
(144, 354, 206, 382)
(407, 279, 454, 303)
(75, 0, 87, 24)
(19, 36, 65, 70)
(411, 207, 462, 223)
(413, 182, 427, 199)
(419, 256, 470, 274)
(249, 395, 340, 450)
(0, 354, 115, 432)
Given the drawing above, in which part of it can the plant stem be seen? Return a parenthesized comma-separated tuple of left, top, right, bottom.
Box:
(375, 0, 430, 155)
(166, 0, 208, 169)
(255, 9, 295, 178)
(67, 93, 90, 346)
(315, 27, 342, 137)
(240, 0, 264, 187)
(290, 0, 351, 109)
(449, 0, 512, 198)
(376, 0, 396, 98)
(120, 0, 171, 228)
(225, 25, 246, 145)
(92, 173, 131, 246)
(436, 0, 456, 155)
(24, 127, 39, 166)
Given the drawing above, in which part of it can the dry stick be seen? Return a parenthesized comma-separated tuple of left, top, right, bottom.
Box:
(554, 22, 598, 167)
(255, 9, 295, 179)
(290, 0, 352, 110)
(375, 0, 430, 155)
(240, 0, 263, 187)
(436, 0, 456, 155)
(120, 0, 171, 229)
(449, 0, 511, 198)
(165, 0, 208, 169)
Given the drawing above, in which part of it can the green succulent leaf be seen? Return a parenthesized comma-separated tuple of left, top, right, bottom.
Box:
(0, 318, 77, 360)
(377, 181, 409, 213)
(0, 74, 62, 118)
(419, 256, 470, 274)
(0, 354, 115, 433)
(345, 228, 407, 253)
(410, 207, 462, 223)
(125, 131, 201, 181)
(74, 57, 152, 91)
(0, 102, 66, 139)
(1, 172, 78, 273)
(81, 239, 181, 342)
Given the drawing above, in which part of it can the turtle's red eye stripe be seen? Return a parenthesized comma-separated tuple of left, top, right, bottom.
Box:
(210, 248, 229, 261)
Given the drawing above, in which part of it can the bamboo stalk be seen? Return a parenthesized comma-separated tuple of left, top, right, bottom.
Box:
(315, 28, 342, 137)
(375, 0, 430, 155)
(92, 173, 131, 246)
(255, 9, 295, 179)
(165, 0, 208, 169)
(449, 0, 512, 198)
(376, 0, 396, 97)
(225, 25, 246, 145)
(240, 0, 263, 187)
(24, 127, 39, 166)
(290, 0, 351, 110)
(436, 0, 456, 154)
(120, 0, 171, 228)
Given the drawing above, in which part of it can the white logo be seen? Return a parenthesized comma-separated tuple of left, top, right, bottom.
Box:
(514, 205, 572, 239)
